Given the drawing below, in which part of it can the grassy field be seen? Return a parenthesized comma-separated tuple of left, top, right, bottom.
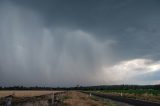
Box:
(0, 90, 60, 98)
(100, 89, 160, 95)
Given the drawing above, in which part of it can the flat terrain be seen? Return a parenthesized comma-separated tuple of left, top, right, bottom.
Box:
(63, 91, 109, 106)
(0, 91, 110, 106)
(0, 90, 60, 98)
(85, 91, 160, 106)
(95, 90, 160, 103)
(3, 90, 159, 106)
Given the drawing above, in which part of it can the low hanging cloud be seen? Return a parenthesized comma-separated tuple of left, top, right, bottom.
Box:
(101, 58, 160, 84)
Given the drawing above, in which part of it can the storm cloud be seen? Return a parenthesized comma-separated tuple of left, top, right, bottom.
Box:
(0, 0, 160, 86)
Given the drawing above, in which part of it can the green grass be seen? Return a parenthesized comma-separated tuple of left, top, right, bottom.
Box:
(99, 89, 160, 96)
(62, 95, 72, 101)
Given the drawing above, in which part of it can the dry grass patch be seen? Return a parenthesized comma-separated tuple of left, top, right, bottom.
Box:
(63, 91, 108, 106)
(0, 90, 60, 98)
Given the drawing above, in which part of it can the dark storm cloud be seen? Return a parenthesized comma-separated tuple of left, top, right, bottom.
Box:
(0, 0, 160, 86)
(12, 0, 160, 60)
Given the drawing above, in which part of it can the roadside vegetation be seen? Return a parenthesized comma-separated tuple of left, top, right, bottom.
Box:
(100, 89, 160, 96)
(89, 89, 160, 103)
(90, 95, 117, 106)
(62, 91, 111, 106)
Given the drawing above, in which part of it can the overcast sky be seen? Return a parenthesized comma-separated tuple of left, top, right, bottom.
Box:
(0, 0, 160, 87)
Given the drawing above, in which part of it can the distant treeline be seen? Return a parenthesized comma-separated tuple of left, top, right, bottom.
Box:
(0, 85, 160, 90)
(77, 85, 160, 90)
(0, 86, 62, 90)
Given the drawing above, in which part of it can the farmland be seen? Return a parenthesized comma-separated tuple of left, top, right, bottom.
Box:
(0, 89, 160, 106)
(0, 85, 160, 106)
(0, 90, 112, 106)
(0, 90, 64, 106)
(0, 90, 59, 98)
